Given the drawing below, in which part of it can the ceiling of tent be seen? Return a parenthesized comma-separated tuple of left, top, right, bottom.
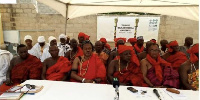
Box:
(36, 0, 199, 21)
(58, 0, 198, 5)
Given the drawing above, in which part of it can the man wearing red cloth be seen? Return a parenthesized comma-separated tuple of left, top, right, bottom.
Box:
(65, 39, 83, 63)
(141, 43, 175, 87)
(108, 38, 126, 65)
(128, 38, 137, 46)
(70, 40, 106, 83)
(107, 45, 147, 86)
(179, 44, 199, 90)
(78, 32, 89, 47)
(134, 36, 145, 54)
(162, 40, 188, 71)
(0, 44, 42, 92)
(42, 46, 71, 81)
(100, 38, 107, 48)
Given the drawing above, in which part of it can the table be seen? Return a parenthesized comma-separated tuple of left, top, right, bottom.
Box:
(20, 80, 199, 100)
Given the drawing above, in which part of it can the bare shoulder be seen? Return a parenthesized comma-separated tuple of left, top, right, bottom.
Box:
(141, 58, 148, 64)
(43, 57, 52, 63)
(162, 52, 170, 59)
(180, 60, 190, 69)
(73, 57, 80, 63)
(110, 60, 118, 66)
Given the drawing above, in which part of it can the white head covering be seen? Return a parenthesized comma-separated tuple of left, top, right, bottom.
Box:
(37, 36, 45, 43)
(48, 36, 56, 43)
(24, 35, 32, 41)
(59, 34, 67, 40)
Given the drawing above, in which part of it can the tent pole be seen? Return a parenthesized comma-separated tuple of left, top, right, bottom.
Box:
(65, 3, 69, 35)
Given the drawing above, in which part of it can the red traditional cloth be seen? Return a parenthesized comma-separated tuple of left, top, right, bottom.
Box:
(128, 38, 137, 43)
(46, 56, 71, 81)
(78, 32, 86, 38)
(146, 54, 171, 82)
(118, 45, 133, 54)
(166, 51, 188, 71)
(187, 44, 199, 63)
(147, 66, 162, 86)
(70, 54, 106, 83)
(166, 40, 178, 52)
(134, 44, 144, 53)
(114, 38, 126, 47)
(150, 39, 156, 43)
(100, 38, 107, 43)
(113, 63, 148, 86)
(0, 55, 42, 93)
(85, 34, 90, 40)
(118, 45, 140, 67)
(78, 32, 89, 40)
(105, 43, 111, 50)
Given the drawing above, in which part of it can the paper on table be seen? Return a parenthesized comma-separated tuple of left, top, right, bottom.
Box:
(14, 85, 43, 93)
(163, 89, 187, 100)
(0, 92, 23, 99)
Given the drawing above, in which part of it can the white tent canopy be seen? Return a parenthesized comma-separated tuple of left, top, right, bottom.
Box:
(36, 0, 199, 21)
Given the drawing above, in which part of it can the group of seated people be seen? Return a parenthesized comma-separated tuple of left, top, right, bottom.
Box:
(0, 32, 198, 93)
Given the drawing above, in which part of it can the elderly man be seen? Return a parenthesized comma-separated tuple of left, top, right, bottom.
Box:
(58, 34, 71, 54)
(0, 44, 42, 92)
(134, 36, 145, 54)
(41, 36, 64, 62)
(42, 45, 71, 81)
(33, 36, 49, 59)
(179, 44, 199, 90)
(162, 40, 188, 71)
(65, 39, 83, 63)
(0, 44, 13, 85)
(24, 35, 39, 58)
(70, 40, 106, 83)
(108, 45, 147, 86)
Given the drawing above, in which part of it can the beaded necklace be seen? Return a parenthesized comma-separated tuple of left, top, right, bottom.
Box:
(80, 56, 90, 77)
(118, 59, 129, 74)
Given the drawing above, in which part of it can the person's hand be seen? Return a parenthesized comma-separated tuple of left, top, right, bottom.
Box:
(5, 78, 13, 86)
(84, 79, 93, 83)
(94, 78, 102, 83)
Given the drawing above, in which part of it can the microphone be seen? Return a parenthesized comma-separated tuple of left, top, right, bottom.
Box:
(153, 89, 161, 100)
(113, 78, 120, 97)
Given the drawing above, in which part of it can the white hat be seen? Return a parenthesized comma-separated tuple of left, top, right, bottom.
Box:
(48, 36, 56, 43)
(59, 34, 67, 40)
(24, 35, 32, 41)
(37, 36, 45, 43)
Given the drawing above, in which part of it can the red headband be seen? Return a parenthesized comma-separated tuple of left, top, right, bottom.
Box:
(187, 44, 199, 63)
(166, 40, 178, 52)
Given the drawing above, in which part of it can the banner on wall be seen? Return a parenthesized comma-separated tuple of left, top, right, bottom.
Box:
(97, 16, 160, 42)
